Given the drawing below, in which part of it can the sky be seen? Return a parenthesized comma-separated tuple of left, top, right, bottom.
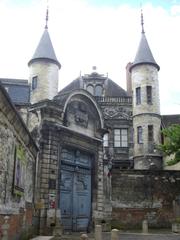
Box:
(0, 0, 180, 115)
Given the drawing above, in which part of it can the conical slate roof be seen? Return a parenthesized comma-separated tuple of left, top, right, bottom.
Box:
(130, 33, 159, 71)
(28, 29, 61, 68)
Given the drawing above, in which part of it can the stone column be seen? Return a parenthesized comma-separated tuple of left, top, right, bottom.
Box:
(142, 220, 148, 233)
(111, 229, 119, 240)
(95, 225, 102, 240)
(2, 216, 9, 240)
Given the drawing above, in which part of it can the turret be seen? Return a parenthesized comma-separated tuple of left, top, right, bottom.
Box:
(130, 10, 162, 169)
(28, 8, 61, 104)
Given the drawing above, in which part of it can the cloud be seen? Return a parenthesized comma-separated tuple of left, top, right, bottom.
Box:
(0, 0, 179, 114)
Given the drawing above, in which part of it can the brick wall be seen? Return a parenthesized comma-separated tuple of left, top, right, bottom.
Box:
(111, 170, 180, 229)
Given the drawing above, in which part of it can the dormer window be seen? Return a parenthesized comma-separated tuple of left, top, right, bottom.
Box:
(103, 133, 109, 147)
(87, 85, 94, 95)
(95, 85, 103, 96)
(32, 76, 38, 90)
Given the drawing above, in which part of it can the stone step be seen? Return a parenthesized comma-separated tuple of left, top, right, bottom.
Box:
(30, 237, 54, 240)
(30, 235, 94, 240)
(61, 233, 94, 240)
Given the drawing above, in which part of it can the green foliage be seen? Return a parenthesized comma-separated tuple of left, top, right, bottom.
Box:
(17, 145, 26, 163)
(175, 217, 180, 223)
(159, 124, 180, 166)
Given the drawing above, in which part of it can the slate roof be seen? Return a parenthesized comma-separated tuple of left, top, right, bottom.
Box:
(130, 33, 160, 71)
(161, 115, 180, 128)
(0, 82, 38, 156)
(28, 29, 61, 69)
(0, 78, 30, 105)
(106, 79, 127, 96)
(59, 78, 81, 94)
(58, 76, 128, 97)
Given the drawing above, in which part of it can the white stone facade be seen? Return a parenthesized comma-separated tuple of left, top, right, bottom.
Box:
(29, 61, 59, 104)
(132, 64, 160, 116)
(131, 64, 162, 169)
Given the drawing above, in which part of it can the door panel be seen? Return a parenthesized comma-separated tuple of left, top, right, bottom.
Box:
(73, 170, 91, 231)
(60, 170, 73, 230)
(60, 149, 92, 232)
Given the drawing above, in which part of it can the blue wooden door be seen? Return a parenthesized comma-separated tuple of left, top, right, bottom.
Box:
(60, 149, 91, 231)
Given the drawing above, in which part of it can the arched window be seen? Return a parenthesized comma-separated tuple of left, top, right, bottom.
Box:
(87, 85, 94, 95)
(95, 85, 103, 96)
(103, 133, 109, 147)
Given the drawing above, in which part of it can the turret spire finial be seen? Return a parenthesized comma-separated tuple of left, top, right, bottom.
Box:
(141, 5, 145, 34)
(45, 1, 49, 30)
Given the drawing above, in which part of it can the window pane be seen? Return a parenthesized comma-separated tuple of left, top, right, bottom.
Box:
(121, 129, 128, 136)
(95, 85, 103, 96)
(103, 133, 109, 147)
(147, 86, 152, 104)
(136, 87, 141, 105)
(114, 141, 121, 147)
(122, 135, 127, 141)
(148, 125, 153, 142)
(114, 128, 128, 147)
(32, 76, 38, 90)
(87, 85, 94, 95)
(114, 129, 120, 135)
(137, 126, 143, 144)
(121, 141, 128, 147)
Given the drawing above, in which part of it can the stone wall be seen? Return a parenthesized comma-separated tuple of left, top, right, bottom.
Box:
(0, 84, 38, 239)
(111, 169, 180, 229)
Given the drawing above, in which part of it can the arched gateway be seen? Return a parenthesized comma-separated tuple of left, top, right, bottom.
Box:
(48, 90, 104, 232)
(29, 88, 105, 233)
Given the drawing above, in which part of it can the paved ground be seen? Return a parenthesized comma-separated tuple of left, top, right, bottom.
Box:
(31, 232, 180, 240)
(30, 237, 54, 240)
(61, 232, 180, 240)
(102, 233, 180, 240)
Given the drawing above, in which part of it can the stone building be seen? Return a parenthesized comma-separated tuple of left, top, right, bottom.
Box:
(1, 10, 180, 238)
(0, 83, 38, 239)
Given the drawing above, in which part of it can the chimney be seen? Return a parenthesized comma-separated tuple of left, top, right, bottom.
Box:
(126, 62, 132, 96)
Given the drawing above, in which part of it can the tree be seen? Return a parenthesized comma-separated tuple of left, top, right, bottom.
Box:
(159, 124, 180, 166)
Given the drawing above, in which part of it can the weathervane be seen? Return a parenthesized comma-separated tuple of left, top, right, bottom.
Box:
(141, 5, 145, 34)
(45, 0, 49, 29)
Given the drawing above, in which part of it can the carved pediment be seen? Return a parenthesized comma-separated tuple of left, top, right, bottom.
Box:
(103, 107, 132, 120)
